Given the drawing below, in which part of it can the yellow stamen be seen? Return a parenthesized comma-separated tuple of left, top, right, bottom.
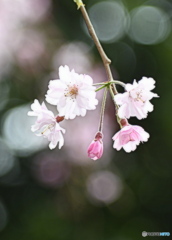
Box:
(64, 85, 78, 98)
(41, 124, 53, 135)
(69, 86, 78, 95)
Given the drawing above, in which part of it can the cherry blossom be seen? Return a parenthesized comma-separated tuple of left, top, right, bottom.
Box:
(88, 132, 103, 160)
(28, 99, 65, 149)
(46, 65, 98, 119)
(112, 124, 149, 153)
(114, 77, 159, 119)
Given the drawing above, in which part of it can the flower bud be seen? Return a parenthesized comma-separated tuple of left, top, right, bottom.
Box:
(87, 132, 103, 160)
(73, 0, 85, 9)
(56, 116, 65, 123)
(120, 118, 128, 127)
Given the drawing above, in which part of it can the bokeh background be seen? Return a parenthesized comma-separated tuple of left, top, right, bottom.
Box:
(0, 0, 172, 239)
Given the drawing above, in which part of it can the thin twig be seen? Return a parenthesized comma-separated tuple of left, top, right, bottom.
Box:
(80, 5, 118, 94)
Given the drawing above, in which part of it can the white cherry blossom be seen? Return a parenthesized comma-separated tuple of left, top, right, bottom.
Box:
(114, 77, 159, 119)
(46, 65, 98, 119)
(28, 99, 65, 149)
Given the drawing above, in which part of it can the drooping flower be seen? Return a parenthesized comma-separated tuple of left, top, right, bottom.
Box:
(46, 65, 98, 119)
(88, 132, 103, 160)
(112, 122, 149, 153)
(114, 77, 159, 120)
(28, 99, 65, 149)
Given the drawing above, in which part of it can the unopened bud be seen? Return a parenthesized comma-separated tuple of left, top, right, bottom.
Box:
(120, 118, 128, 127)
(88, 132, 103, 160)
(56, 116, 65, 123)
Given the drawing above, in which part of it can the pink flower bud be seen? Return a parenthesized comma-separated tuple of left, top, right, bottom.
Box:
(120, 118, 128, 127)
(87, 132, 103, 160)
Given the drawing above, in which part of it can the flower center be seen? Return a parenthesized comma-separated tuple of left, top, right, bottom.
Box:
(41, 123, 54, 135)
(130, 90, 145, 104)
(129, 136, 135, 142)
(64, 84, 78, 99)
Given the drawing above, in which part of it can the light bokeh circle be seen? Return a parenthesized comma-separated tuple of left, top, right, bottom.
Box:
(129, 6, 171, 45)
(86, 1, 129, 43)
(2, 104, 47, 156)
(87, 171, 123, 204)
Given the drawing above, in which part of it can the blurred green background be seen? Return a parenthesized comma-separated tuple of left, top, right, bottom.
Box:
(0, 0, 172, 239)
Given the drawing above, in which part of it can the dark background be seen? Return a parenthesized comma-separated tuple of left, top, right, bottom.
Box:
(0, 0, 171, 239)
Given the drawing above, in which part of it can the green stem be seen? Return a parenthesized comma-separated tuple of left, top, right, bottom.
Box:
(95, 85, 107, 92)
(93, 82, 107, 86)
(93, 80, 126, 88)
(113, 81, 126, 88)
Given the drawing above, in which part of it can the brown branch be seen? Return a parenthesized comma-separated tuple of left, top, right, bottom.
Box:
(80, 5, 118, 94)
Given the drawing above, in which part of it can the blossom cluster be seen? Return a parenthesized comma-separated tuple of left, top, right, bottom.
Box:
(113, 77, 159, 153)
(28, 65, 98, 149)
(28, 65, 158, 160)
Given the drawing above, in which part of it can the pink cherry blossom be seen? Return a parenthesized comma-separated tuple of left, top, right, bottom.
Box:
(46, 65, 98, 119)
(112, 124, 149, 152)
(28, 99, 65, 150)
(88, 132, 103, 160)
(114, 77, 159, 119)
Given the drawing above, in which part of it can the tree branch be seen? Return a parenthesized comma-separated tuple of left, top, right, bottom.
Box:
(80, 5, 118, 94)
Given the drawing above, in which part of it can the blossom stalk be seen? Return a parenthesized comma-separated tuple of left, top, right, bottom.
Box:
(98, 88, 108, 132)
(93, 80, 126, 88)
